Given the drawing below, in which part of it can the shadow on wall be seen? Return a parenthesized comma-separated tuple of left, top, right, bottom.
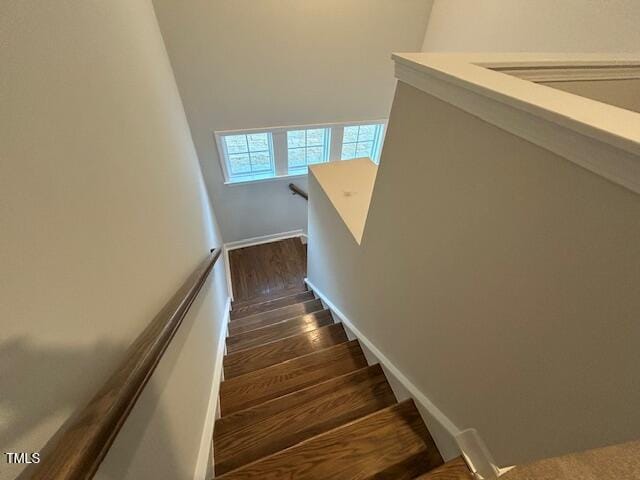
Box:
(0, 338, 123, 449)
(95, 276, 218, 480)
(0, 337, 126, 480)
(0, 336, 191, 480)
(93, 384, 183, 480)
(2, 270, 221, 480)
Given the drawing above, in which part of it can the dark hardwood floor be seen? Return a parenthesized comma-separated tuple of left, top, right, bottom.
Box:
(216, 237, 462, 478)
(229, 238, 307, 304)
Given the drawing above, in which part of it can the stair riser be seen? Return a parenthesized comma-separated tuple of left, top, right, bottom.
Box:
(229, 299, 324, 335)
(215, 365, 397, 475)
(226, 311, 333, 353)
(216, 400, 444, 480)
(220, 339, 367, 415)
(223, 323, 348, 379)
(231, 285, 308, 310)
(231, 291, 315, 320)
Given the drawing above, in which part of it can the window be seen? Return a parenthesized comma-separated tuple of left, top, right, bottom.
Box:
(341, 124, 384, 162)
(287, 128, 330, 174)
(220, 133, 275, 181)
(215, 120, 386, 184)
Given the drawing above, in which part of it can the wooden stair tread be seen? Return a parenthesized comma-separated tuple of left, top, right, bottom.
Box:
(231, 291, 315, 320)
(412, 457, 473, 479)
(231, 285, 308, 309)
(226, 310, 334, 354)
(223, 323, 348, 379)
(216, 400, 444, 480)
(215, 364, 396, 475)
(219, 340, 367, 415)
(229, 299, 324, 335)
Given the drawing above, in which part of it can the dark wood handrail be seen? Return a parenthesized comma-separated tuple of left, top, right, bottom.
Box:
(28, 249, 221, 480)
(289, 183, 308, 201)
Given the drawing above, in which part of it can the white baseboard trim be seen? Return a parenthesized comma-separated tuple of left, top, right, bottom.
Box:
(456, 428, 503, 479)
(223, 229, 305, 251)
(193, 296, 231, 480)
(222, 247, 234, 302)
(305, 278, 505, 474)
(304, 279, 460, 447)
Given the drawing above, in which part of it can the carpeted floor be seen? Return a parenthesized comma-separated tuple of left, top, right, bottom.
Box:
(502, 440, 640, 480)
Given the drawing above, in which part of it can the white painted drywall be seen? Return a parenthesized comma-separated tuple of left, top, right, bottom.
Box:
(310, 158, 377, 244)
(422, 0, 640, 53)
(307, 82, 640, 467)
(151, 0, 433, 242)
(0, 1, 228, 479)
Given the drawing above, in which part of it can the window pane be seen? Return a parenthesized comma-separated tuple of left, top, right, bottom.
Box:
(357, 125, 376, 142)
(219, 122, 385, 183)
(287, 128, 329, 173)
(341, 143, 357, 160)
(250, 151, 271, 172)
(228, 153, 251, 174)
(221, 132, 275, 181)
(225, 135, 248, 154)
(246, 133, 269, 152)
(287, 130, 306, 149)
(288, 148, 305, 168)
(306, 146, 324, 164)
(341, 123, 384, 162)
(356, 141, 374, 158)
(343, 126, 359, 143)
(306, 129, 325, 146)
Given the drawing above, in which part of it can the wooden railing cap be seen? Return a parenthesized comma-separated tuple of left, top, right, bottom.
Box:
(26, 248, 221, 480)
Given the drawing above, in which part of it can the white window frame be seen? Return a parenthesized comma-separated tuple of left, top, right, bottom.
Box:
(214, 119, 387, 185)
(286, 127, 332, 174)
(340, 123, 386, 163)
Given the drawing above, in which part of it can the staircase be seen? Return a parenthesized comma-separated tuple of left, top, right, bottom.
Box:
(214, 287, 473, 479)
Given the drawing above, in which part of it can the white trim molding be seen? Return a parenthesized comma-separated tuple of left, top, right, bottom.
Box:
(304, 279, 459, 443)
(194, 296, 231, 480)
(223, 229, 305, 251)
(214, 119, 388, 185)
(490, 64, 640, 83)
(213, 118, 388, 185)
(222, 247, 234, 302)
(456, 428, 504, 480)
(305, 278, 507, 476)
(392, 53, 640, 195)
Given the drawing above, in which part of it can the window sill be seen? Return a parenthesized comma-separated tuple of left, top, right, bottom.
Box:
(224, 172, 308, 186)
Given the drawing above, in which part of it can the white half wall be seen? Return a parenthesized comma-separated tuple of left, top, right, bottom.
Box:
(306, 81, 640, 467)
(151, 0, 433, 242)
(540, 79, 640, 114)
(422, 0, 640, 53)
(0, 1, 229, 479)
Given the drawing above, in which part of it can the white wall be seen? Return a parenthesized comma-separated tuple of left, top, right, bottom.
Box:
(151, 0, 433, 242)
(307, 82, 640, 466)
(422, 0, 640, 53)
(0, 1, 228, 479)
